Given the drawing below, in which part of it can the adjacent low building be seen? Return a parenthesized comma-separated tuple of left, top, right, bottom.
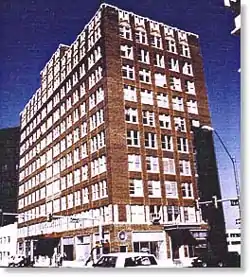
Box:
(0, 222, 18, 266)
(226, 228, 241, 254)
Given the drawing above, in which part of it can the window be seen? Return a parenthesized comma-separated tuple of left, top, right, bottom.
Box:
(128, 154, 142, 171)
(80, 83, 86, 97)
(90, 109, 104, 131)
(67, 172, 73, 188)
(177, 137, 188, 153)
(185, 80, 196, 95)
(179, 160, 191, 175)
(172, 96, 184, 111)
(119, 24, 132, 40)
(129, 179, 144, 197)
(122, 65, 135, 80)
(67, 193, 74, 209)
(135, 29, 147, 44)
(146, 156, 159, 172)
(159, 114, 171, 129)
(82, 188, 89, 204)
(157, 93, 169, 108)
(168, 58, 179, 72)
(91, 156, 106, 176)
(129, 205, 145, 223)
(166, 38, 177, 53)
(92, 183, 99, 201)
(61, 197, 66, 211)
(74, 168, 81, 184)
(174, 117, 186, 132)
(82, 165, 88, 181)
(150, 35, 162, 48)
(124, 85, 137, 102)
(74, 191, 81, 207)
(187, 100, 198, 114)
(167, 206, 181, 222)
(125, 107, 138, 123)
(73, 108, 79, 123)
(182, 62, 193, 76)
(80, 102, 86, 117)
(162, 158, 175, 174)
(145, 133, 157, 149)
(127, 130, 140, 146)
(141, 89, 153, 105)
(99, 180, 108, 199)
(137, 49, 150, 64)
(66, 133, 73, 148)
(169, 77, 182, 92)
(154, 53, 165, 68)
(139, 68, 151, 83)
(161, 135, 173, 151)
(120, 45, 133, 59)
(181, 183, 193, 198)
(148, 181, 161, 197)
(155, 73, 167, 87)
(142, 111, 155, 126)
(180, 43, 190, 58)
(165, 181, 178, 198)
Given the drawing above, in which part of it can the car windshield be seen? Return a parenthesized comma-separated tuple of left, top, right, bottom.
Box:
(124, 255, 158, 267)
(94, 256, 117, 268)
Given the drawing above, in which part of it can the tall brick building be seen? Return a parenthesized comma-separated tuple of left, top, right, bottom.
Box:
(17, 3, 226, 264)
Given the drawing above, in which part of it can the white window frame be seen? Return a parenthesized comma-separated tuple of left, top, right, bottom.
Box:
(148, 180, 161, 197)
(129, 179, 144, 197)
(165, 181, 178, 198)
(145, 133, 157, 149)
(127, 130, 140, 147)
(179, 160, 191, 176)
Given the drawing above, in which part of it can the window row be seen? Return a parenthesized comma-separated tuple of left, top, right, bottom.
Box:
(129, 179, 193, 198)
(125, 108, 190, 131)
(122, 65, 195, 92)
(119, 25, 191, 58)
(124, 86, 198, 112)
(127, 131, 189, 153)
(19, 164, 89, 198)
(128, 155, 192, 175)
(121, 45, 193, 75)
(20, 106, 105, 169)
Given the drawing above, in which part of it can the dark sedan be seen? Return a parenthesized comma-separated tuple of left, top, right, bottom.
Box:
(192, 252, 240, 268)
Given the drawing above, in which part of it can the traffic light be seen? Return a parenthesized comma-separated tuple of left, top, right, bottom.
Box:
(194, 199, 200, 211)
(211, 195, 218, 208)
(47, 213, 53, 222)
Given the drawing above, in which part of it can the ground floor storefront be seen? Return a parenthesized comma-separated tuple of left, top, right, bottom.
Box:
(17, 223, 208, 266)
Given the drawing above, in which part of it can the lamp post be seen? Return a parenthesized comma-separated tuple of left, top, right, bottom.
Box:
(201, 125, 241, 220)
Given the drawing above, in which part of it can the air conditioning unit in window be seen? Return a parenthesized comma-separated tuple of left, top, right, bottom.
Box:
(150, 213, 161, 225)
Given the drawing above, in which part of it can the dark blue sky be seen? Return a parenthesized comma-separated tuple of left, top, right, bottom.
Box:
(0, 0, 240, 228)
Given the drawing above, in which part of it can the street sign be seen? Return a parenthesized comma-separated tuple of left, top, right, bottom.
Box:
(230, 199, 239, 206)
(235, 218, 241, 225)
(118, 231, 127, 242)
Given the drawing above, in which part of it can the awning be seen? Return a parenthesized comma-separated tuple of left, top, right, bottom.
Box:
(167, 229, 198, 248)
(34, 237, 60, 257)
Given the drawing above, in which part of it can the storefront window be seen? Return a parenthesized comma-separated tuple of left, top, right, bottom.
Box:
(133, 241, 159, 258)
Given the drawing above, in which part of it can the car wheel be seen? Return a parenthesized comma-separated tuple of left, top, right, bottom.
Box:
(218, 261, 224, 267)
(201, 262, 208, 268)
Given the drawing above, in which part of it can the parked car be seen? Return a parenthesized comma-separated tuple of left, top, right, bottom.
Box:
(8, 255, 34, 267)
(92, 252, 159, 268)
(191, 251, 241, 268)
